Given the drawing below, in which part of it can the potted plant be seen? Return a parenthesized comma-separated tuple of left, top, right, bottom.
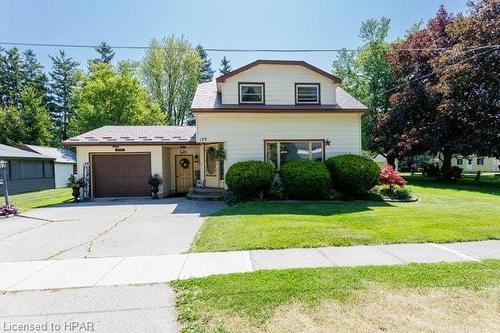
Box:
(148, 174, 163, 199)
(67, 175, 85, 202)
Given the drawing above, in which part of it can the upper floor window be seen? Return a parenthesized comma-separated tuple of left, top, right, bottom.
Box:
(477, 157, 485, 165)
(456, 158, 463, 165)
(239, 83, 264, 104)
(295, 83, 320, 104)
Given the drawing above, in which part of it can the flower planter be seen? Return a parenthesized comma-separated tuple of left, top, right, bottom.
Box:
(72, 187, 81, 202)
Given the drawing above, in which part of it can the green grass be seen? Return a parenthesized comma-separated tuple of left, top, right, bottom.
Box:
(173, 260, 500, 330)
(8, 188, 73, 212)
(192, 174, 500, 252)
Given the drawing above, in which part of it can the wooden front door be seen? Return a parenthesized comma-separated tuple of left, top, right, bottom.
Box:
(175, 155, 193, 193)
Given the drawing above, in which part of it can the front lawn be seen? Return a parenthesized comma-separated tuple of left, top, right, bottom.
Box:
(191, 174, 500, 252)
(173, 260, 500, 332)
(8, 188, 73, 212)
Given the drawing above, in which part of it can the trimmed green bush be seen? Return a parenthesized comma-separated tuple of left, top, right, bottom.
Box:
(325, 154, 380, 194)
(374, 185, 413, 200)
(225, 161, 276, 199)
(281, 160, 331, 199)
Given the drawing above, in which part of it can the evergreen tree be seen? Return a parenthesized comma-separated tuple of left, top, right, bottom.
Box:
(92, 41, 115, 64)
(22, 49, 47, 97)
(196, 44, 214, 82)
(219, 56, 232, 75)
(0, 48, 24, 107)
(19, 87, 53, 145)
(0, 105, 23, 145)
(48, 50, 80, 141)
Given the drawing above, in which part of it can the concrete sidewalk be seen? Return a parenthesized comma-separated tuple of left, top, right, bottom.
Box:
(1, 240, 499, 292)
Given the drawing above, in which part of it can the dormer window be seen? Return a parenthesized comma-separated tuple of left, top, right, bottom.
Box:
(295, 83, 320, 104)
(239, 83, 264, 104)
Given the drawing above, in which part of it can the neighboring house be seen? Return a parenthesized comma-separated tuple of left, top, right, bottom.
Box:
(21, 145, 77, 188)
(373, 154, 388, 169)
(0, 144, 55, 195)
(452, 155, 500, 172)
(64, 60, 367, 198)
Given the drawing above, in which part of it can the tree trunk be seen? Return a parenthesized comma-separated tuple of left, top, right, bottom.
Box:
(387, 154, 396, 168)
(440, 151, 452, 180)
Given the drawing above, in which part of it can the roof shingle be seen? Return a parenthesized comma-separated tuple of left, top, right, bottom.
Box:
(0, 144, 55, 160)
(63, 126, 196, 146)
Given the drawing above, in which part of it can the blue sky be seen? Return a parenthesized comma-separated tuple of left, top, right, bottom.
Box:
(1, 0, 468, 75)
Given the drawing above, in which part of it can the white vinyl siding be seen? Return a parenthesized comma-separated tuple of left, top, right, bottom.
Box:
(222, 64, 336, 105)
(196, 112, 361, 185)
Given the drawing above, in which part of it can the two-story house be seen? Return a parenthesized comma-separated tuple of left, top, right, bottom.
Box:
(64, 60, 367, 198)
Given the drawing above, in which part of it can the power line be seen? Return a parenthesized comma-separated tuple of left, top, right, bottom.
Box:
(378, 45, 500, 97)
(0, 41, 499, 53)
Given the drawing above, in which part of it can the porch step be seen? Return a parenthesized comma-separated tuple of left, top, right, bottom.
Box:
(187, 187, 225, 201)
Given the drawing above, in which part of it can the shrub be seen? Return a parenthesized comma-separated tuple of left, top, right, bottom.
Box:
(375, 185, 413, 200)
(325, 154, 380, 194)
(225, 161, 275, 199)
(280, 160, 331, 199)
(422, 163, 440, 177)
(328, 188, 343, 200)
(449, 166, 463, 180)
(379, 166, 407, 189)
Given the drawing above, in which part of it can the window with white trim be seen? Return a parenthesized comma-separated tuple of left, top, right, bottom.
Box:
(239, 83, 264, 103)
(456, 158, 463, 165)
(477, 157, 485, 165)
(296, 83, 319, 104)
(265, 140, 324, 169)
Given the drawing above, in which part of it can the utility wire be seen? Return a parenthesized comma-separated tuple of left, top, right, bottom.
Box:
(378, 45, 500, 97)
(0, 41, 499, 52)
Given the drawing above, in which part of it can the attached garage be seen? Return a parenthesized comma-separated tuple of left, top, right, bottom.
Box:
(92, 154, 151, 197)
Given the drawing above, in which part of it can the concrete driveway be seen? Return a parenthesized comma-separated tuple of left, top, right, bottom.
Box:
(0, 197, 225, 332)
(0, 197, 226, 262)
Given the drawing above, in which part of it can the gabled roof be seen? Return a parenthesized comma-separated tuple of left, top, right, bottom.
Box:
(0, 144, 55, 160)
(216, 60, 342, 84)
(63, 126, 197, 146)
(22, 145, 76, 164)
(191, 81, 367, 112)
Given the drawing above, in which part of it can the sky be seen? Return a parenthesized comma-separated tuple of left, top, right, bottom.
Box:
(1, 0, 469, 75)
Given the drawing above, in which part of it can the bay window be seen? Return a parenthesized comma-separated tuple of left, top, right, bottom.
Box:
(265, 140, 325, 169)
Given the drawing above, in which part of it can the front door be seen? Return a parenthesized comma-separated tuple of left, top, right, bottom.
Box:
(175, 155, 193, 193)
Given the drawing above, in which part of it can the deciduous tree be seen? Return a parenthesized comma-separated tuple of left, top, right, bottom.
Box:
(141, 35, 202, 125)
(70, 63, 164, 135)
(333, 18, 393, 151)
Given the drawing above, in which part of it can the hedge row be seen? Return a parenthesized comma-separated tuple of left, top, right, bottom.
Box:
(225, 154, 380, 200)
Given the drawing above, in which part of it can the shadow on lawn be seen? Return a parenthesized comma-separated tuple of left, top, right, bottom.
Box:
(210, 200, 395, 217)
(406, 175, 500, 196)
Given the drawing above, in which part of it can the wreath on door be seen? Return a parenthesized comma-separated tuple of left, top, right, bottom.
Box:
(179, 158, 190, 169)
